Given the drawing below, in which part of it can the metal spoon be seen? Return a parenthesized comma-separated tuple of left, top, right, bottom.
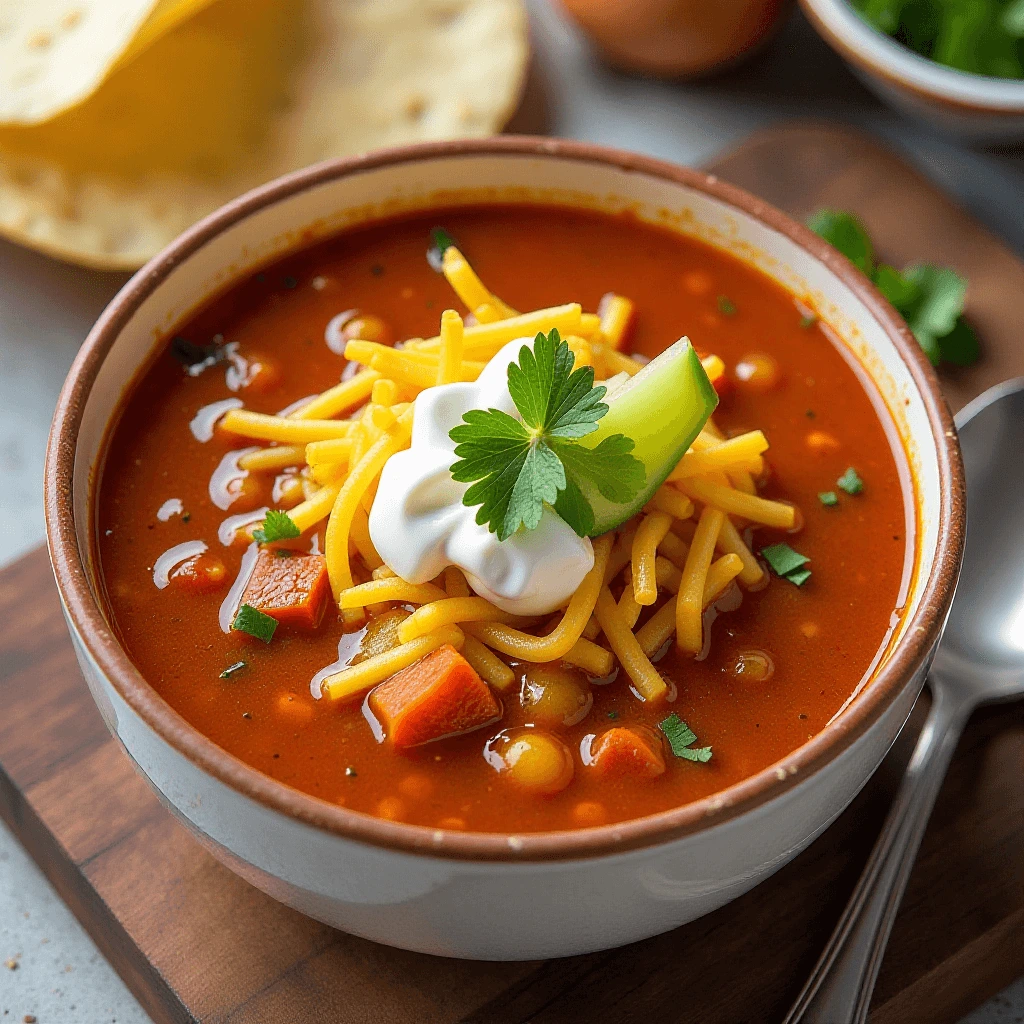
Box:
(784, 378, 1024, 1024)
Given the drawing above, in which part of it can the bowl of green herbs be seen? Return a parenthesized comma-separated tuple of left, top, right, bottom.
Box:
(801, 0, 1024, 142)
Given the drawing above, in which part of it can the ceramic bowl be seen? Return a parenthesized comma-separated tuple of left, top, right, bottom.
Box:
(45, 137, 964, 960)
(801, 0, 1024, 143)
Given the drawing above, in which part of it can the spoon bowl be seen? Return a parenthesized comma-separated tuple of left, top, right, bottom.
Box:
(932, 379, 1024, 697)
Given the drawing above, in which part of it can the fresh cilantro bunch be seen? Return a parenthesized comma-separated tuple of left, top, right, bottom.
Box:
(809, 210, 980, 367)
(449, 329, 644, 540)
(850, 0, 1024, 80)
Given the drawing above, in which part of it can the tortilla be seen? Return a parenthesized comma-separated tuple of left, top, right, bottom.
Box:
(0, 0, 528, 269)
(0, 0, 218, 125)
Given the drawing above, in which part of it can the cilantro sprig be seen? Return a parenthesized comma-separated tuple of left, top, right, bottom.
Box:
(253, 509, 300, 545)
(659, 714, 712, 763)
(809, 209, 979, 367)
(449, 329, 644, 540)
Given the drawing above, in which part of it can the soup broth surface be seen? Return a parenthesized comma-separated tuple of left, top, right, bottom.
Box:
(97, 205, 910, 833)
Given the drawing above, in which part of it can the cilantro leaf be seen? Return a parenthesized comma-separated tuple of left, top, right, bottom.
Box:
(659, 713, 713, 763)
(808, 210, 874, 275)
(761, 542, 811, 586)
(873, 263, 920, 310)
(449, 329, 644, 540)
(717, 295, 737, 316)
(837, 467, 865, 495)
(231, 604, 277, 643)
(253, 509, 300, 545)
(818, 490, 839, 506)
(809, 209, 980, 368)
(938, 317, 981, 367)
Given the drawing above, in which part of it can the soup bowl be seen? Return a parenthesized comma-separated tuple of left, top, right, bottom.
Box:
(45, 137, 964, 960)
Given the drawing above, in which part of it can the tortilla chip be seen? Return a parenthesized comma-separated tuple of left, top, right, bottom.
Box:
(0, 0, 528, 269)
(0, 0, 218, 125)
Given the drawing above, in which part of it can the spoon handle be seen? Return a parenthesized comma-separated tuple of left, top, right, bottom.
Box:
(783, 683, 971, 1024)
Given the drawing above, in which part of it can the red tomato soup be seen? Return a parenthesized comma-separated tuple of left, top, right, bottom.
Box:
(96, 205, 911, 833)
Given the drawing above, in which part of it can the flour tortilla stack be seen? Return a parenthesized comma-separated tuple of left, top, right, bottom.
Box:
(0, 0, 528, 269)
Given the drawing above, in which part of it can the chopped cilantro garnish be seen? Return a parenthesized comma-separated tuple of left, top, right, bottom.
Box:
(449, 329, 644, 540)
(219, 660, 248, 679)
(809, 209, 979, 368)
(799, 313, 818, 329)
(231, 604, 277, 643)
(170, 335, 226, 372)
(607, 710, 619, 719)
(761, 542, 811, 586)
(717, 295, 737, 316)
(837, 467, 864, 495)
(427, 227, 458, 272)
(659, 713, 712, 763)
(818, 490, 839, 507)
(253, 509, 300, 545)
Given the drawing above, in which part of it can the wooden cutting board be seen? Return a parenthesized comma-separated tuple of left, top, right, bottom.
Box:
(2, 123, 1022, 1024)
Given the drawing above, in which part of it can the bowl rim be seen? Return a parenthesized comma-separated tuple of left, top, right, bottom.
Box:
(800, 0, 1024, 112)
(45, 135, 965, 863)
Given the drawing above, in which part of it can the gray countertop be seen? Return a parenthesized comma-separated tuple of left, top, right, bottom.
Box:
(1, 2, 1022, 1021)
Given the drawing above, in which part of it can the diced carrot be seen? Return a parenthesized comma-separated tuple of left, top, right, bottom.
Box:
(369, 644, 501, 749)
(588, 726, 666, 779)
(240, 549, 330, 630)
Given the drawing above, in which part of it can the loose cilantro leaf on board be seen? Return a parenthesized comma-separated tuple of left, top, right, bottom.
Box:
(659, 713, 713, 763)
(449, 329, 644, 541)
(231, 604, 277, 643)
(808, 209, 875, 275)
(220, 660, 248, 679)
(761, 543, 811, 586)
(937, 316, 981, 367)
(809, 209, 979, 368)
(818, 490, 839, 507)
(837, 467, 865, 495)
(252, 509, 300, 545)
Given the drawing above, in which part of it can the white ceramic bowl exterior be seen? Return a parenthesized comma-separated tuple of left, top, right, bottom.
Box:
(801, 0, 1024, 143)
(51, 146, 954, 959)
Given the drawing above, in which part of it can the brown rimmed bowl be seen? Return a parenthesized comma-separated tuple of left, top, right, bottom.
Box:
(45, 137, 964, 959)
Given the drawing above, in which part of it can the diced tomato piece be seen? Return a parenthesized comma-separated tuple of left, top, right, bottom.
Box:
(588, 726, 666, 779)
(169, 553, 227, 594)
(240, 549, 330, 630)
(369, 644, 501, 749)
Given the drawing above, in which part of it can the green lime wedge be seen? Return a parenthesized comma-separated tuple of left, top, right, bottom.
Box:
(581, 338, 718, 536)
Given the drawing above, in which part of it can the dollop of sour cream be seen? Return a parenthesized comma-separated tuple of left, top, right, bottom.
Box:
(369, 336, 594, 616)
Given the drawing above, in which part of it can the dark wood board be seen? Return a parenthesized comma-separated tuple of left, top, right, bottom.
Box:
(2, 123, 1023, 1024)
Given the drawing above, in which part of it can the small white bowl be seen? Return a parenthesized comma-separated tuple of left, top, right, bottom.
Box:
(801, 0, 1024, 143)
(45, 138, 964, 960)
